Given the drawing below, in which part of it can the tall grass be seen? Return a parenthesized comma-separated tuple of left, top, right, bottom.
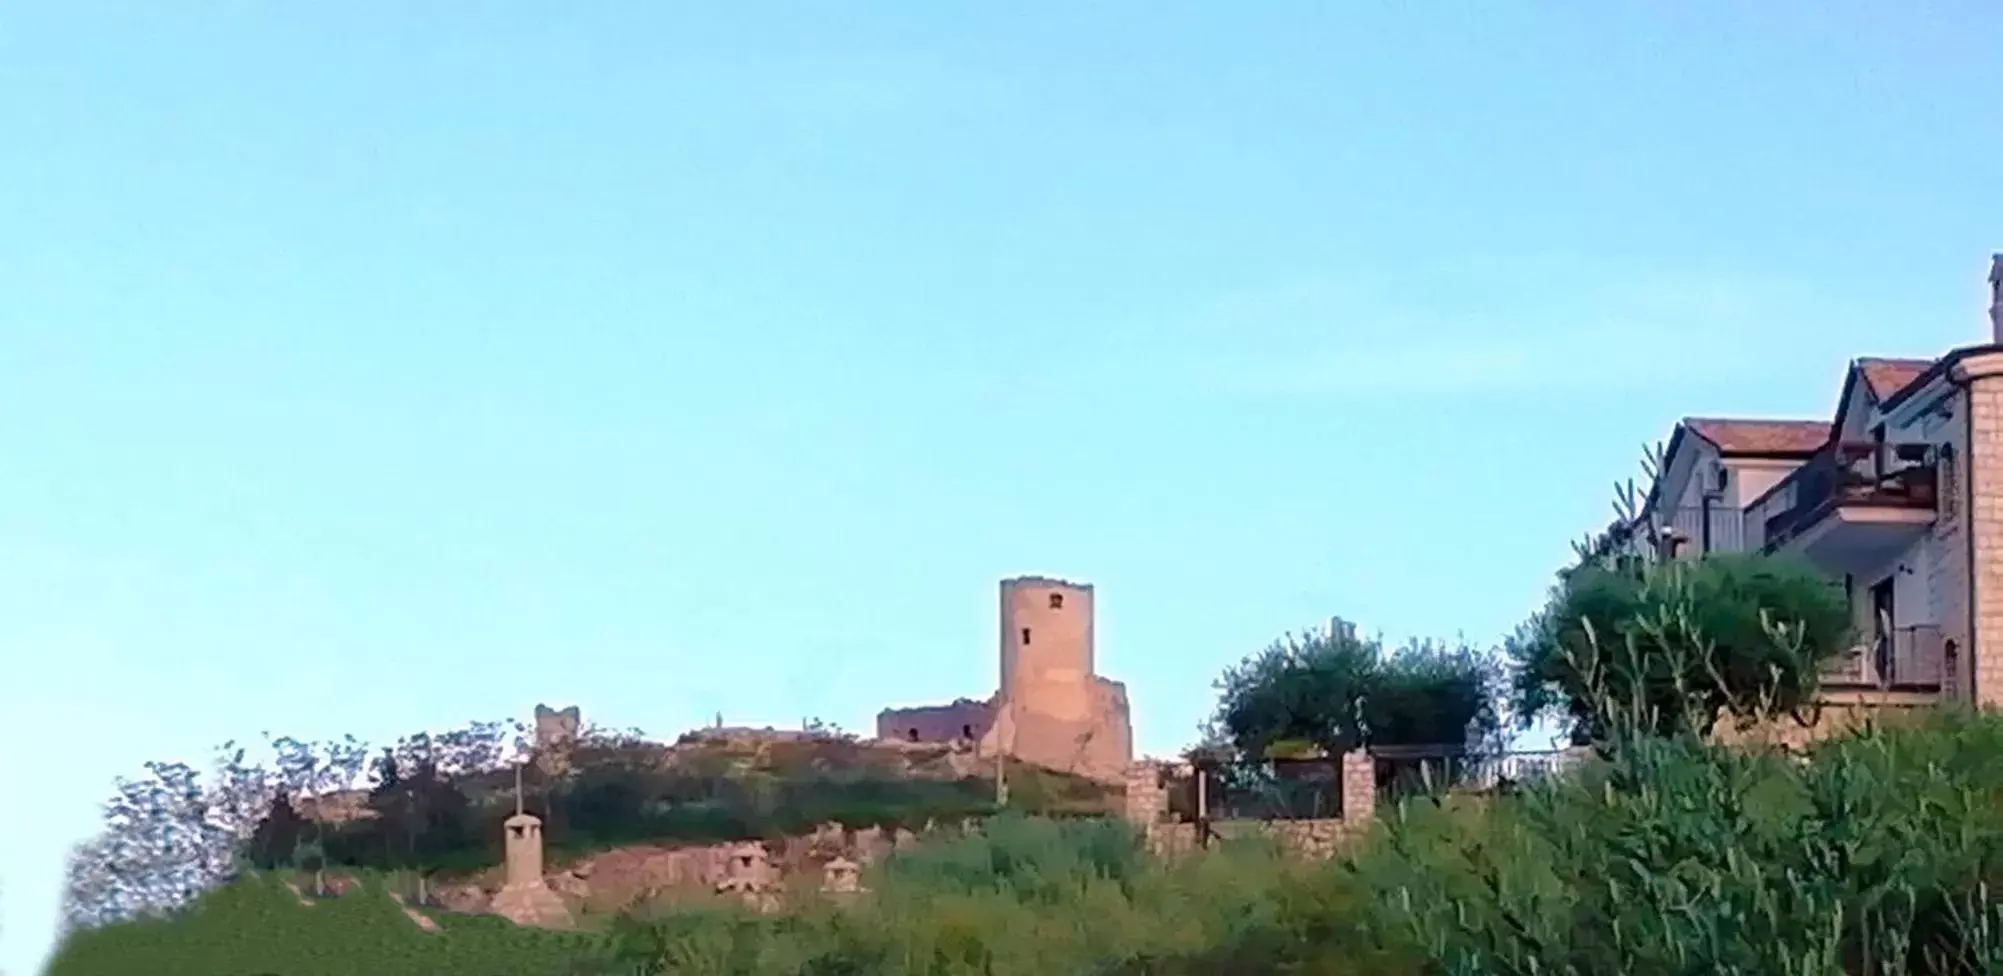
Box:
(1354, 707, 2003, 975)
(605, 814, 1414, 975)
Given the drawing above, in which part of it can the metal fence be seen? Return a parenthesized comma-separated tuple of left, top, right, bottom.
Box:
(1163, 748, 1586, 822)
(1373, 748, 1581, 802)
(1166, 758, 1345, 822)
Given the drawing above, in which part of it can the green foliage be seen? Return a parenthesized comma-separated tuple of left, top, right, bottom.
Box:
(51, 817, 1418, 976)
(1211, 619, 1499, 758)
(62, 710, 2003, 976)
(1508, 552, 1853, 740)
(1353, 708, 2003, 975)
(46, 874, 612, 976)
(306, 738, 1115, 877)
(604, 814, 1416, 976)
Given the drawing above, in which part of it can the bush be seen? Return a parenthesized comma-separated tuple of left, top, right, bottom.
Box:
(1508, 553, 1853, 741)
(1353, 708, 2003, 974)
(1210, 620, 1499, 760)
(312, 748, 1116, 878)
(46, 874, 612, 976)
(604, 814, 1415, 976)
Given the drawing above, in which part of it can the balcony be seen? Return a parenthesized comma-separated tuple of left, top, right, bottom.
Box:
(1658, 503, 1749, 556)
(1823, 625, 1946, 693)
(1762, 441, 1937, 570)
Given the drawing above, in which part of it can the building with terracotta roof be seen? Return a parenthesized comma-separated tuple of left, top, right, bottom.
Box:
(1611, 255, 2003, 724)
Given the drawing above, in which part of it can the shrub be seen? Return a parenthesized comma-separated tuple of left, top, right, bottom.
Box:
(605, 814, 1415, 976)
(1211, 620, 1499, 760)
(1508, 552, 1853, 741)
(46, 873, 611, 976)
(1353, 708, 2003, 974)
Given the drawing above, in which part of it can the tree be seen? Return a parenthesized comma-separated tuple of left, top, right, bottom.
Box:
(266, 734, 368, 895)
(363, 744, 473, 902)
(1366, 639, 1502, 751)
(59, 761, 235, 931)
(1507, 552, 1853, 742)
(245, 795, 309, 870)
(1209, 619, 1499, 761)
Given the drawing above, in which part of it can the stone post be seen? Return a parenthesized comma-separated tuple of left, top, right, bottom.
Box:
(504, 813, 544, 886)
(490, 812, 573, 928)
(1340, 750, 1375, 825)
(716, 842, 778, 913)
(1121, 762, 1167, 827)
(821, 856, 864, 896)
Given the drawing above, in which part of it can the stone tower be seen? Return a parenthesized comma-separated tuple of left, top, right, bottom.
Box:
(999, 576, 1096, 720)
(984, 576, 1132, 781)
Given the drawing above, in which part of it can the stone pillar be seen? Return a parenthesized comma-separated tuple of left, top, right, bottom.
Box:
(504, 813, 544, 885)
(716, 842, 778, 913)
(1954, 350, 2003, 709)
(1121, 762, 1167, 827)
(1340, 750, 1375, 825)
(821, 856, 864, 896)
(490, 813, 573, 928)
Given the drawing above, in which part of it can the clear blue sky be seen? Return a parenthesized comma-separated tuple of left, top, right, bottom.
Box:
(2, 2, 1998, 970)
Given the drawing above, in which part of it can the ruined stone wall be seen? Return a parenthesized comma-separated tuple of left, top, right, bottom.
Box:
(875, 697, 996, 744)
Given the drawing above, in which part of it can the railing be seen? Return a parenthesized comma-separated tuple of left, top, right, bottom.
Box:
(1373, 747, 1584, 801)
(1823, 625, 1945, 691)
(1660, 503, 1748, 555)
(1763, 441, 1936, 549)
(1168, 758, 1344, 822)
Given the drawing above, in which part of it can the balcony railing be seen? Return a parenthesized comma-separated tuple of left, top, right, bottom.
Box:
(1824, 625, 1945, 692)
(1763, 441, 1937, 550)
(1660, 503, 1748, 555)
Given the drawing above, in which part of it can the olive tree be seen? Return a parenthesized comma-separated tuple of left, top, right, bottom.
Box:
(1508, 552, 1852, 742)
(1208, 619, 1500, 760)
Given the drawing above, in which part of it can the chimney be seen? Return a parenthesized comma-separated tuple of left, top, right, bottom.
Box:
(1991, 253, 2003, 344)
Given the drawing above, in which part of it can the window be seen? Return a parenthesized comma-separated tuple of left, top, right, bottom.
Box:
(1021, 627, 1032, 645)
(961, 724, 974, 739)
(908, 728, 920, 741)
(1049, 593, 1064, 610)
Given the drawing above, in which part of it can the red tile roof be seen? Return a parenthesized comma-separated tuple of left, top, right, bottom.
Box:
(1855, 357, 1934, 401)
(1681, 417, 1831, 456)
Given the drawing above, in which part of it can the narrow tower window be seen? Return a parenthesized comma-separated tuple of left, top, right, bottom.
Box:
(1049, 593, 1064, 610)
(1021, 627, 1032, 645)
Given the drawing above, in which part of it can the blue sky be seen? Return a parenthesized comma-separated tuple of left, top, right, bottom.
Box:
(2, 2, 1998, 970)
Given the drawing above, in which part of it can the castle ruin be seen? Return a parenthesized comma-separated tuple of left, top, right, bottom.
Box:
(875, 576, 1133, 783)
